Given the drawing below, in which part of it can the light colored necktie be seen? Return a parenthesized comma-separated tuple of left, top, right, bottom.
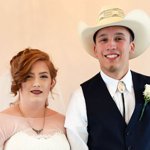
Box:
(117, 81, 126, 120)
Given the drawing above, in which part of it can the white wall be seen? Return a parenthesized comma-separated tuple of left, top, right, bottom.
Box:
(0, 0, 150, 113)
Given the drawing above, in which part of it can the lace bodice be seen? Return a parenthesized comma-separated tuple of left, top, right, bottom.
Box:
(0, 111, 70, 150)
(4, 131, 70, 150)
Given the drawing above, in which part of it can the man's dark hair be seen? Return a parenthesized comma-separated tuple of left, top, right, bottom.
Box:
(93, 26, 135, 43)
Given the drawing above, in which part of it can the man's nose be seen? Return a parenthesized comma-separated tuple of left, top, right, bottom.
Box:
(107, 39, 116, 50)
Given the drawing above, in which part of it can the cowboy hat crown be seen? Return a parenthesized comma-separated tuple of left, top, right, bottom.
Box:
(79, 7, 150, 59)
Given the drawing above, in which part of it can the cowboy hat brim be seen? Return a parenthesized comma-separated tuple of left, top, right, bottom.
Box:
(79, 9, 150, 59)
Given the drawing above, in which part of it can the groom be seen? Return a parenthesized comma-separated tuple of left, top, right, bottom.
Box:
(65, 7, 150, 150)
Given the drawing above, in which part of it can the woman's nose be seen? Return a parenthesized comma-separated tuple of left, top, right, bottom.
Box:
(33, 79, 40, 87)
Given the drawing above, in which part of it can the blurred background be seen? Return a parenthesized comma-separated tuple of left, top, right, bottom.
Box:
(0, 0, 150, 114)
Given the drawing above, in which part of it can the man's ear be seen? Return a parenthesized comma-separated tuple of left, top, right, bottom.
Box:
(129, 41, 135, 55)
(93, 44, 98, 58)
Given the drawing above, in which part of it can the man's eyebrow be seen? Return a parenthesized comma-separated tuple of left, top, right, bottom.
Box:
(114, 32, 125, 36)
(96, 33, 107, 38)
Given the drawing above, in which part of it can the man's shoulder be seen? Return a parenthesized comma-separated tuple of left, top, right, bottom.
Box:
(131, 70, 150, 86)
(81, 73, 101, 85)
(131, 70, 150, 79)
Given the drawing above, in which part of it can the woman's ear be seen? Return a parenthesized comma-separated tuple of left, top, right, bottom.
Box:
(50, 79, 56, 91)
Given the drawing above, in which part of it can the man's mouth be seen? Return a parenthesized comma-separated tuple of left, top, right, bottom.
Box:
(104, 54, 119, 59)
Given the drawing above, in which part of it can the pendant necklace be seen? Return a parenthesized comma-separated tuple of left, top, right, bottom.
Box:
(18, 104, 46, 135)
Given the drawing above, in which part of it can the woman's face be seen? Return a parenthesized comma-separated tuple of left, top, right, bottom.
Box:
(19, 61, 54, 106)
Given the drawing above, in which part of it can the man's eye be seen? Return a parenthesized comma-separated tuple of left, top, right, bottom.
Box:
(100, 38, 108, 42)
(97, 38, 108, 43)
(115, 37, 123, 41)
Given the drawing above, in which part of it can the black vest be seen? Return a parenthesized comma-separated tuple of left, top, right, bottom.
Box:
(81, 71, 150, 150)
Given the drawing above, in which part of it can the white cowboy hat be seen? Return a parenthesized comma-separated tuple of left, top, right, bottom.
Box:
(79, 7, 150, 59)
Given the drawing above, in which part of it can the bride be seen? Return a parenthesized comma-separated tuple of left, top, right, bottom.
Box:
(0, 48, 70, 150)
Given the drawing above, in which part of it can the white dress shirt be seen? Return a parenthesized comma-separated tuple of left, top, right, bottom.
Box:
(65, 70, 135, 150)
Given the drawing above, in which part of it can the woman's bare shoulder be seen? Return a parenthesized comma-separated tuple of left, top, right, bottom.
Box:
(46, 108, 66, 133)
(0, 105, 20, 116)
(46, 108, 64, 117)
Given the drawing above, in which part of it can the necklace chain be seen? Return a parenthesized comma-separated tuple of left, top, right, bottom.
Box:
(17, 104, 46, 135)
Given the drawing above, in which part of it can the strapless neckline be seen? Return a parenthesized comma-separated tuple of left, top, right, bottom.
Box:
(4, 131, 70, 150)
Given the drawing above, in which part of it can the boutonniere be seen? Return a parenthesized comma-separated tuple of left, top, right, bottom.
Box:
(139, 84, 150, 121)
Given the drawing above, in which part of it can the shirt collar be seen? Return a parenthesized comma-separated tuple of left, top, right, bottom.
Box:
(100, 70, 133, 98)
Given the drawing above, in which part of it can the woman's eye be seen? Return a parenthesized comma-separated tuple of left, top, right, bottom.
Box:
(40, 75, 48, 79)
(27, 75, 32, 78)
(24, 75, 32, 81)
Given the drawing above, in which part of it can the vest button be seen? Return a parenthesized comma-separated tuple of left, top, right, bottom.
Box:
(127, 146, 133, 150)
(126, 131, 130, 136)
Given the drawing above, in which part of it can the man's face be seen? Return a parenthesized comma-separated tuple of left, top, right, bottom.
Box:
(94, 26, 135, 79)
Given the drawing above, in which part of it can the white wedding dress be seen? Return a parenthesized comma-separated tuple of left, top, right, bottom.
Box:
(0, 113, 70, 150)
(4, 131, 70, 150)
